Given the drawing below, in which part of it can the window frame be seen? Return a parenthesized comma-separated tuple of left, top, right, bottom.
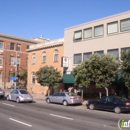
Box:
(54, 50, 58, 62)
(107, 49, 119, 60)
(73, 30, 82, 41)
(94, 50, 104, 54)
(10, 56, 14, 65)
(107, 21, 118, 34)
(32, 54, 36, 64)
(0, 42, 3, 49)
(73, 53, 82, 64)
(42, 52, 46, 63)
(16, 44, 21, 51)
(94, 24, 104, 37)
(31, 72, 35, 84)
(10, 43, 15, 50)
(120, 18, 130, 32)
(83, 52, 92, 61)
(83, 27, 92, 39)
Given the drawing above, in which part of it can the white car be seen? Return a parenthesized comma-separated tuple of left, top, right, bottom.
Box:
(7, 89, 33, 103)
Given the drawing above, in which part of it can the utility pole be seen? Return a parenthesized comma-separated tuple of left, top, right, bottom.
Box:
(15, 51, 17, 89)
(4, 43, 7, 89)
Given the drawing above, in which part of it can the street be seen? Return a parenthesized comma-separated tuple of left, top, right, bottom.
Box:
(0, 98, 129, 130)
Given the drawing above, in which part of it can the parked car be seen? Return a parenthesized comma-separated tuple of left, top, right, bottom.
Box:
(6, 89, 33, 103)
(46, 92, 82, 106)
(0, 88, 5, 98)
(86, 96, 130, 114)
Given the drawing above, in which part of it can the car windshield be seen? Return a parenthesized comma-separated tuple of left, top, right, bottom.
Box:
(19, 90, 28, 94)
(117, 97, 129, 101)
(67, 92, 78, 96)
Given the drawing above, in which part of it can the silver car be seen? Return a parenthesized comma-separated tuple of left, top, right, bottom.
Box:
(7, 89, 33, 103)
(46, 92, 82, 106)
(0, 88, 5, 98)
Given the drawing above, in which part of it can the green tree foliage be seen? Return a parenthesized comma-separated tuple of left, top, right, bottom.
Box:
(17, 69, 27, 83)
(73, 54, 119, 88)
(121, 50, 130, 88)
(36, 66, 61, 88)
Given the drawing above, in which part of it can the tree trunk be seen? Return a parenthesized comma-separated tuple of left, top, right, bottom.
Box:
(48, 86, 50, 96)
(105, 87, 109, 96)
(81, 89, 83, 101)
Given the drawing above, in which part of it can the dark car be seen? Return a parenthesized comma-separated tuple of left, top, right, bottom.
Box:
(86, 96, 130, 114)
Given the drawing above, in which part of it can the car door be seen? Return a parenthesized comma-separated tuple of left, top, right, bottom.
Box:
(59, 93, 66, 103)
(10, 90, 16, 100)
(96, 96, 107, 109)
(105, 97, 115, 110)
(51, 92, 60, 103)
(13, 90, 19, 101)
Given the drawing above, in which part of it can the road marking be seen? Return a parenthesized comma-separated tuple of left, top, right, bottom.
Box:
(50, 114, 73, 120)
(9, 118, 32, 127)
(3, 103, 15, 107)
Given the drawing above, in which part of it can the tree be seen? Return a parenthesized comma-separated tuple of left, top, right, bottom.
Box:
(121, 50, 130, 88)
(36, 66, 61, 95)
(17, 69, 27, 86)
(73, 54, 119, 96)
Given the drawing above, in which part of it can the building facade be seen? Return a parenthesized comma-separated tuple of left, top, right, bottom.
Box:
(0, 33, 40, 89)
(64, 11, 130, 71)
(64, 11, 130, 95)
(27, 38, 64, 94)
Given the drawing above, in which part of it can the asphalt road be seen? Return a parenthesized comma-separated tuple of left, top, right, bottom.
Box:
(0, 97, 129, 130)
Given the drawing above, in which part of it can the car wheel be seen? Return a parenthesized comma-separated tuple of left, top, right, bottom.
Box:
(46, 98, 51, 104)
(89, 104, 95, 110)
(7, 96, 10, 101)
(16, 98, 20, 103)
(114, 107, 121, 114)
(63, 100, 68, 106)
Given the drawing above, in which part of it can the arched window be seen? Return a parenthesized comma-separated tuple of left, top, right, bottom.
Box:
(0, 42, 3, 49)
(54, 50, 58, 62)
(32, 54, 36, 64)
(42, 52, 46, 63)
(31, 72, 35, 84)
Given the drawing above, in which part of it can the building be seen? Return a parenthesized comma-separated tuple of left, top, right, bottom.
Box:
(27, 38, 64, 94)
(0, 33, 42, 89)
(64, 11, 130, 95)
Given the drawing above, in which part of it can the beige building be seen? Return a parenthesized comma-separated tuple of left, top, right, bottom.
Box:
(64, 11, 130, 71)
(27, 38, 64, 94)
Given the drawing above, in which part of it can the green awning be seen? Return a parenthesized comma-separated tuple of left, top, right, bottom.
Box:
(62, 72, 75, 84)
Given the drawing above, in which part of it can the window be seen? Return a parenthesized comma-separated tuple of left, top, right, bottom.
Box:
(94, 25, 104, 37)
(31, 72, 35, 84)
(120, 18, 130, 32)
(10, 43, 15, 50)
(74, 53, 82, 64)
(83, 52, 92, 61)
(17, 57, 20, 65)
(16, 44, 21, 51)
(107, 21, 118, 34)
(42, 52, 46, 63)
(32, 54, 36, 64)
(52, 93, 60, 96)
(26, 45, 29, 49)
(107, 49, 119, 60)
(0, 54, 3, 65)
(74, 30, 82, 40)
(121, 47, 130, 52)
(94, 50, 104, 54)
(83, 27, 92, 39)
(54, 50, 58, 62)
(10, 56, 14, 65)
(0, 42, 3, 49)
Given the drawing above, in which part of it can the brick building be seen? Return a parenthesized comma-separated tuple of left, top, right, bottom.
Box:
(27, 38, 64, 94)
(0, 33, 41, 89)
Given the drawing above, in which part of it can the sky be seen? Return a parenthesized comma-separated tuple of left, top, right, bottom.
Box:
(0, 0, 130, 40)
